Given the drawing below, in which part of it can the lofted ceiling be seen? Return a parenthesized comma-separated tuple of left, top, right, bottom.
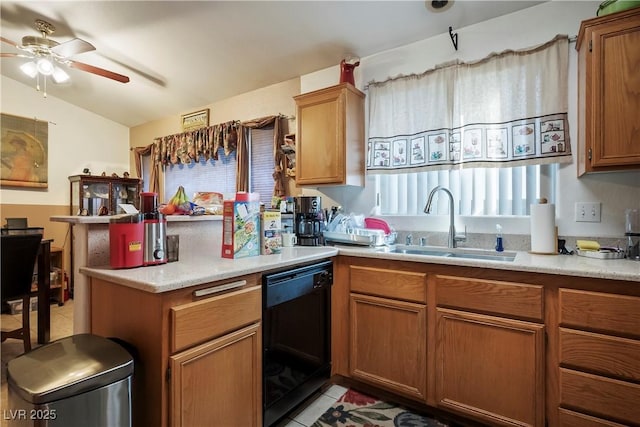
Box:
(1, 1, 545, 128)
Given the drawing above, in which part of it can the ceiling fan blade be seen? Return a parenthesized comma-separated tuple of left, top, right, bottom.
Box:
(1, 36, 21, 49)
(51, 38, 96, 57)
(68, 60, 130, 83)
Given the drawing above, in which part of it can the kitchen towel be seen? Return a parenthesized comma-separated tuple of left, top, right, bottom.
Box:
(530, 201, 557, 254)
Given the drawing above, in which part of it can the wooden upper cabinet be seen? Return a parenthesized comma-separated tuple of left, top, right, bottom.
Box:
(576, 8, 640, 175)
(294, 83, 365, 186)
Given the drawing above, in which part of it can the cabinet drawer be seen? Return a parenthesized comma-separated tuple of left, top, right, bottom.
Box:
(560, 328, 640, 382)
(559, 408, 627, 427)
(560, 289, 640, 337)
(171, 285, 261, 353)
(560, 368, 640, 425)
(435, 275, 543, 321)
(350, 265, 426, 303)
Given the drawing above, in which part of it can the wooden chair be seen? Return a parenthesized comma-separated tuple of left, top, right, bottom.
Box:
(1, 232, 42, 352)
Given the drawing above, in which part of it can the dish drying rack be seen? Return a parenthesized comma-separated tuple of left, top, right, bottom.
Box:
(323, 228, 397, 247)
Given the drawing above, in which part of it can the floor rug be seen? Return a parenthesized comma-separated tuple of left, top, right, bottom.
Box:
(312, 389, 449, 427)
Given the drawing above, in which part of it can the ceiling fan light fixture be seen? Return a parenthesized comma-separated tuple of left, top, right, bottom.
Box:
(36, 58, 55, 76)
(20, 61, 38, 78)
(52, 66, 70, 83)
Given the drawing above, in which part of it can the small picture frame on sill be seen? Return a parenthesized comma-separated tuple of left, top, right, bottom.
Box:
(181, 109, 210, 132)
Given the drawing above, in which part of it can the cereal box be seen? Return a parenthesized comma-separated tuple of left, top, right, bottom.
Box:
(261, 210, 282, 255)
(221, 192, 261, 259)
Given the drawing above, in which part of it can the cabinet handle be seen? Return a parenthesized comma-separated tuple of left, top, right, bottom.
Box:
(588, 148, 592, 161)
(193, 280, 247, 297)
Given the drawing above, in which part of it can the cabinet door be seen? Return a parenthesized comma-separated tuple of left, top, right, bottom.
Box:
(350, 293, 427, 401)
(295, 86, 345, 185)
(170, 323, 262, 427)
(294, 83, 365, 186)
(436, 308, 545, 427)
(578, 9, 640, 174)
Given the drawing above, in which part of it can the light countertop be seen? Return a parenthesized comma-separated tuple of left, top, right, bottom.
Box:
(80, 243, 639, 295)
(80, 246, 338, 293)
(51, 214, 221, 224)
(336, 245, 640, 283)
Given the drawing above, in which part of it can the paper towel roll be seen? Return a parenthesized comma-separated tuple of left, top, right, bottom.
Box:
(530, 202, 556, 254)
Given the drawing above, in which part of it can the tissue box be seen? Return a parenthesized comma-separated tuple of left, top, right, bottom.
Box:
(221, 192, 261, 259)
(261, 210, 282, 255)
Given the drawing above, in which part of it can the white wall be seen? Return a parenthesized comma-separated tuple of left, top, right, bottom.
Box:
(0, 76, 130, 206)
(301, 1, 640, 239)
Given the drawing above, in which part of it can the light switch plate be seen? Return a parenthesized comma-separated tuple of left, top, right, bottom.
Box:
(575, 202, 601, 222)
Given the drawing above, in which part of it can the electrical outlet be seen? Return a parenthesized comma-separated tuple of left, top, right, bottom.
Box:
(575, 202, 601, 222)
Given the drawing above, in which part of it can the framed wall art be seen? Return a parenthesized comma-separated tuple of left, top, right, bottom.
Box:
(1, 113, 48, 188)
(181, 109, 210, 132)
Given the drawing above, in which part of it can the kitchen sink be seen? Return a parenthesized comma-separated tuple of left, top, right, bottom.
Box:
(377, 245, 517, 262)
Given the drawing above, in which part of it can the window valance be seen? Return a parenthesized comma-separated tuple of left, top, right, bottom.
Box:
(367, 35, 571, 174)
(153, 121, 239, 166)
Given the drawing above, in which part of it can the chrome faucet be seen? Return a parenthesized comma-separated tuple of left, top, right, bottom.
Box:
(424, 185, 465, 248)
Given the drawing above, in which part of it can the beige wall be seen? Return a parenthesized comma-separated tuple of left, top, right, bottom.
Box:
(129, 77, 302, 199)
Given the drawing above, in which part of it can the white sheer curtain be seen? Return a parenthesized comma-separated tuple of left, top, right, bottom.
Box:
(368, 35, 567, 215)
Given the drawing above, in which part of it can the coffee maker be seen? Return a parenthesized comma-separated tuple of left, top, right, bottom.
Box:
(140, 192, 168, 266)
(294, 196, 323, 246)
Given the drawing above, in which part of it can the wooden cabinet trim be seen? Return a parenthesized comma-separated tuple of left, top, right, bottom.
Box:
(170, 285, 261, 353)
(559, 288, 640, 338)
(435, 274, 544, 321)
(558, 408, 628, 427)
(560, 368, 640, 425)
(349, 292, 427, 401)
(560, 328, 640, 382)
(350, 265, 427, 303)
(436, 308, 545, 427)
(170, 323, 262, 427)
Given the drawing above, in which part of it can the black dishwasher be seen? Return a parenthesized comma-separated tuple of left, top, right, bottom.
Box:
(262, 260, 333, 427)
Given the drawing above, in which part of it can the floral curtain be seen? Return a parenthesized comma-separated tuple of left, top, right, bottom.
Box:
(153, 121, 239, 166)
(133, 143, 159, 193)
(367, 35, 570, 174)
(152, 115, 286, 196)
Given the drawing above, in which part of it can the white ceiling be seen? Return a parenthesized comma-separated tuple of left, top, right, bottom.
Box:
(1, 1, 544, 128)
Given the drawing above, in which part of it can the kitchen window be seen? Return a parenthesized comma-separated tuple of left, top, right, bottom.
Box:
(369, 35, 568, 217)
(163, 128, 274, 205)
(377, 163, 557, 216)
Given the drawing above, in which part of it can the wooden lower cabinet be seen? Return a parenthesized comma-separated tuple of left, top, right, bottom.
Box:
(170, 323, 261, 427)
(558, 408, 628, 427)
(349, 292, 427, 401)
(90, 275, 262, 427)
(559, 288, 640, 426)
(333, 256, 640, 427)
(435, 308, 545, 427)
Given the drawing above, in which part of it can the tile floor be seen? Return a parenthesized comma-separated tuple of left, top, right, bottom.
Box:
(276, 384, 348, 427)
(0, 300, 344, 427)
(1, 299, 75, 427)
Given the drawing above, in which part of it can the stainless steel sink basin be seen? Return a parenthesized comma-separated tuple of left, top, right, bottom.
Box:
(377, 245, 516, 262)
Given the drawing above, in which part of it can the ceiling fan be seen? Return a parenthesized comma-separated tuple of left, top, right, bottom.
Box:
(0, 19, 130, 87)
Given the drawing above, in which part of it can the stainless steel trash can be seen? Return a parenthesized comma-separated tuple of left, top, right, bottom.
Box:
(6, 334, 134, 427)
